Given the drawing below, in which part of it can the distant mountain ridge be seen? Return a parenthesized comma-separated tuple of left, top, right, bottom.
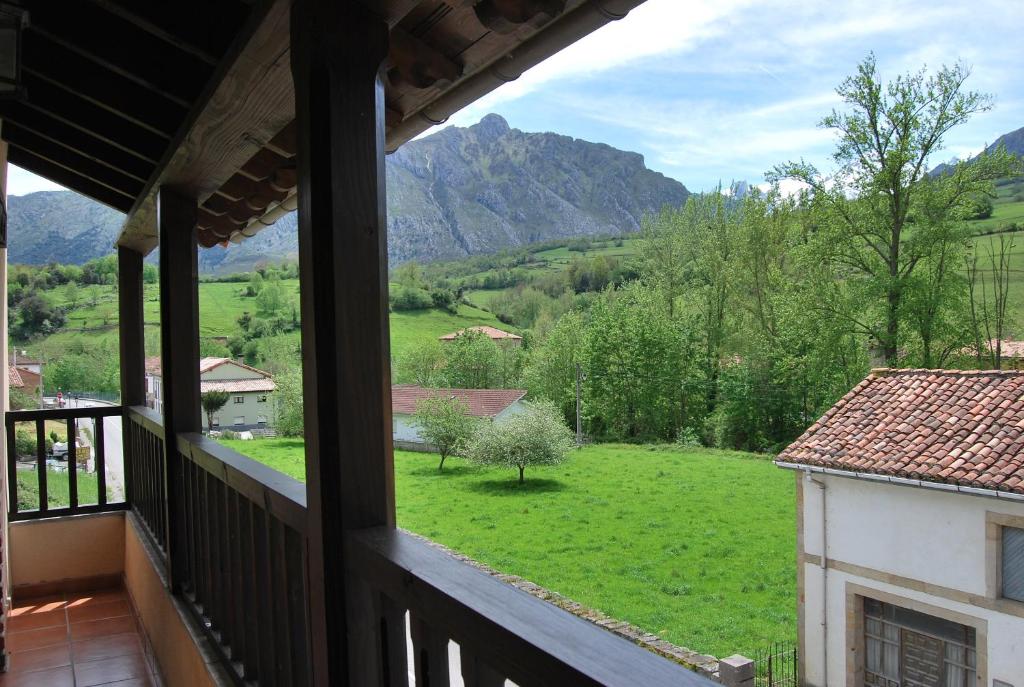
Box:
(930, 125, 1024, 176)
(6, 114, 689, 273)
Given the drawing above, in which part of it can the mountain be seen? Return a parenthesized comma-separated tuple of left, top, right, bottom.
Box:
(6, 114, 688, 272)
(930, 125, 1024, 176)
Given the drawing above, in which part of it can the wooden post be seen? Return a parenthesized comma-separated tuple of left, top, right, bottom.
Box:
(156, 186, 200, 590)
(118, 246, 146, 407)
(291, 1, 394, 684)
(0, 126, 11, 669)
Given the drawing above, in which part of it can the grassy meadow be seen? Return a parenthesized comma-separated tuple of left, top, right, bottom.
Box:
(222, 438, 797, 658)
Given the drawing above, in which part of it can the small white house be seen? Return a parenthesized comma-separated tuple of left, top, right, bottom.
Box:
(146, 357, 277, 430)
(391, 385, 527, 450)
(777, 368, 1024, 687)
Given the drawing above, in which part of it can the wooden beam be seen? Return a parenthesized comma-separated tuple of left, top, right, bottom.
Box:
(88, 0, 221, 66)
(2, 123, 146, 196)
(474, 0, 568, 33)
(5, 147, 134, 212)
(118, 247, 147, 407)
(27, 26, 193, 108)
(0, 101, 160, 167)
(388, 27, 462, 90)
(0, 111, 155, 181)
(118, 0, 294, 255)
(157, 186, 201, 592)
(22, 33, 187, 136)
(291, 1, 393, 684)
(18, 76, 169, 161)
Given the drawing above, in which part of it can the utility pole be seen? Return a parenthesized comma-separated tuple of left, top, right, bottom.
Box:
(575, 362, 583, 446)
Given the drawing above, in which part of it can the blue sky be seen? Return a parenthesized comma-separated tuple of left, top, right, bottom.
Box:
(7, 0, 1023, 195)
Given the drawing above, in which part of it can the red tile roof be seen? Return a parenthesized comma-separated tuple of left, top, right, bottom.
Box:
(9, 365, 24, 388)
(391, 385, 526, 418)
(439, 326, 522, 342)
(778, 368, 1024, 494)
(146, 357, 273, 380)
(965, 339, 1024, 358)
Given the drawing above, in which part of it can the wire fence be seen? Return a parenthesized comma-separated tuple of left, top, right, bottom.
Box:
(753, 640, 798, 687)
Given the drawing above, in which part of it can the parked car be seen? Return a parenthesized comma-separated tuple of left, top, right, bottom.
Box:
(50, 440, 82, 460)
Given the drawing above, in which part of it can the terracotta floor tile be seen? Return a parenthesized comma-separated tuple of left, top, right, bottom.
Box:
(69, 600, 131, 625)
(6, 609, 67, 633)
(9, 596, 67, 616)
(72, 633, 144, 663)
(93, 678, 153, 687)
(0, 664, 74, 687)
(65, 589, 127, 610)
(5, 625, 69, 653)
(74, 652, 150, 687)
(4, 643, 72, 674)
(70, 616, 137, 642)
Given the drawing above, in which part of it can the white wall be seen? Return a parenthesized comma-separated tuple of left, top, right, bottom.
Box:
(210, 391, 274, 429)
(799, 472, 1024, 686)
(202, 361, 264, 381)
(393, 414, 422, 443)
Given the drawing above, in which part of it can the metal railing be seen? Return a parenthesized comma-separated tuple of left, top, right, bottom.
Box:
(5, 406, 127, 521)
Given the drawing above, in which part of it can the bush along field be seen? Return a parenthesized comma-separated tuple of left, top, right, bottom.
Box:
(224, 438, 796, 659)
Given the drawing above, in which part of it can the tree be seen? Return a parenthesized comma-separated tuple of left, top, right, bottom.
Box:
(466, 400, 574, 484)
(771, 54, 1018, 364)
(255, 275, 286, 316)
(443, 330, 501, 389)
(966, 235, 1016, 368)
(395, 340, 446, 387)
(201, 391, 230, 433)
(523, 311, 584, 424)
(274, 368, 305, 437)
(65, 282, 81, 309)
(412, 395, 479, 470)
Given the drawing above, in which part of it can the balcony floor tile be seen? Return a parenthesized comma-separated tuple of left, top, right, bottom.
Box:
(2, 585, 161, 687)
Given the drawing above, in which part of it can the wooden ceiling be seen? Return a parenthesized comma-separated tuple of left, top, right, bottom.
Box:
(0, 0, 255, 213)
(0, 0, 646, 253)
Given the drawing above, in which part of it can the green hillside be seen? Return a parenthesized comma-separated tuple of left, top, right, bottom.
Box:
(19, 278, 510, 364)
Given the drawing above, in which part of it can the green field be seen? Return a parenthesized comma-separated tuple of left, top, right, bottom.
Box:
(222, 438, 796, 657)
(16, 468, 103, 511)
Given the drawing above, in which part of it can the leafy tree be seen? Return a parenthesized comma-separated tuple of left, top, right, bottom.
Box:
(274, 368, 305, 437)
(466, 400, 574, 484)
(199, 338, 232, 358)
(412, 395, 479, 470)
(523, 310, 583, 424)
(65, 282, 81, 310)
(9, 387, 37, 411)
(443, 330, 502, 388)
(771, 54, 1019, 364)
(201, 391, 230, 433)
(256, 276, 287, 316)
(395, 340, 447, 387)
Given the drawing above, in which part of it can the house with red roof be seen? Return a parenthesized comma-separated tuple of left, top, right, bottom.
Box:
(391, 385, 527, 450)
(438, 325, 522, 347)
(776, 368, 1024, 686)
(146, 357, 276, 430)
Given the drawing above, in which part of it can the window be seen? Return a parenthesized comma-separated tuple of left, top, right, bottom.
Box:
(234, 417, 245, 426)
(863, 598, 976, 687)
(1003, 526, 1024, 602)
(257, 394, 268, 403)
(257, 415, 267, 425)
(212, 418, 220, 427)
(234, 396, 245, 404)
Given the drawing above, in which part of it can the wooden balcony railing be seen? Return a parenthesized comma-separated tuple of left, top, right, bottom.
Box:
(5, 405, 127, 521)
(346, 528, 715, 687)
(175, 433, 310, 684)
(125, 406, 168, 553)
(9, 406, 718, 686)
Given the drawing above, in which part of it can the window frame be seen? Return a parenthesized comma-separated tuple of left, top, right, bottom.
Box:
(986, 511, 1024, 609)
(234, 396, 245, 404)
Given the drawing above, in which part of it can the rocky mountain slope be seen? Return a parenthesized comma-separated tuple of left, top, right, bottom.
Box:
(6, 114, 688, 273)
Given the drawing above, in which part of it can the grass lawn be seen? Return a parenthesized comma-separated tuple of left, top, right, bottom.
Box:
(222, 438, 796, 658)
(16, 468, 103, 511)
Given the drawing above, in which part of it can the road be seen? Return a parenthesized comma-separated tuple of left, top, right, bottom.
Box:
(62, 397, 126, 502)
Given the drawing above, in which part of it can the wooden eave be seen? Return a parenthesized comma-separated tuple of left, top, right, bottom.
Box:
(0, 0, 648, 253)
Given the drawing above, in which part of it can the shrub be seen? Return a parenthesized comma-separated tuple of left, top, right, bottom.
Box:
(466, 400, 574, 483)
(389, 285, 434, 311)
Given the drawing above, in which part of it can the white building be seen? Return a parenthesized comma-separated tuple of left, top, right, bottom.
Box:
(146, 357, 277, 430)
(777, 368, 1024, 687)
(391, 385, 527, 450)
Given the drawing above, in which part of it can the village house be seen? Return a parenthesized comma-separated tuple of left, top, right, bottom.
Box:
(7, 364, 40, 401)
(391, 384, 527, 450)
(776, 368, 1024, 687)
(439, 325, 523, 347)
(961, 339, 1024, 370)
(146, 356, 276, 430)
